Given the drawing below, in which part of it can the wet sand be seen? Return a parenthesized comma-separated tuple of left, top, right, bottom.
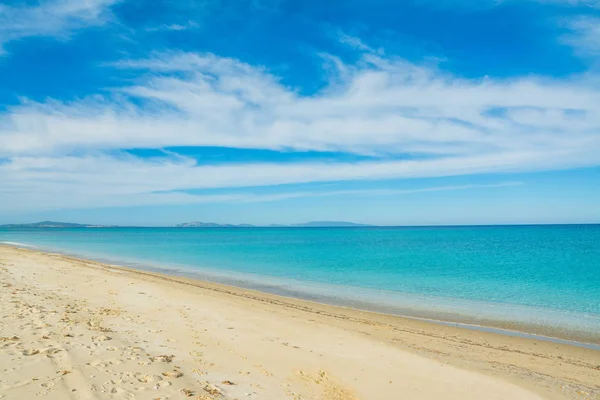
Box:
(0, 245, 598, 399)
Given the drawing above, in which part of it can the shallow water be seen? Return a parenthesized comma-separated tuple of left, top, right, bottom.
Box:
(2, 225, 599, 342)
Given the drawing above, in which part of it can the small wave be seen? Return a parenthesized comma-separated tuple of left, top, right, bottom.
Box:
(1, 241, 36, 248)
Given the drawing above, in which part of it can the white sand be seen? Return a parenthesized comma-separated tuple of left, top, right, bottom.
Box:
(1, 246, 598, 399)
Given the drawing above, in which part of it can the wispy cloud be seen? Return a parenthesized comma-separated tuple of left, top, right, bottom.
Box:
(419, 0, 600, 8)
(0, 0, 119, 54)
(562, 16, 600, 60)
(234, 181, 525, 203)
(0, 156, 524, 213)
(540, 0, 600, 6)
(0, 34, 599, 212)
(3, 46, 600, 157)
(145, 21, 200, 32)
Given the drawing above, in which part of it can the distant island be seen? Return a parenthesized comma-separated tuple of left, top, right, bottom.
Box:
(1, 220, 371, 228)
(0, 221, 116, 228)
(176, 221, 371, 228)
(176, 222, 256, 228)
(289, 221, 371, 227)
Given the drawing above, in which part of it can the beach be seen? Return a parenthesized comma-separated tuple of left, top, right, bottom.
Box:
(0, 245, 598, 400)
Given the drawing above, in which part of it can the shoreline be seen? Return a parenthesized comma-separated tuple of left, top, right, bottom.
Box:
(2, 241, 599, 348)
(1, 245, 599, 399)
(82, 257, 600, 351)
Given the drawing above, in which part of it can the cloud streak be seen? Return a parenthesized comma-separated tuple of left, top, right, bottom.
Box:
(0, 154, 524, 213)
(145, 21, 200, 32)
(562, 16, 600, 60)
(3, 49, 600, 157)
(0, 0, 119, 53)
(0, 34, 599, 213)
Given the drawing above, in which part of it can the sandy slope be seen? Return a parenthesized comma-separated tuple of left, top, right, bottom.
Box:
(0, 246, 598, 400)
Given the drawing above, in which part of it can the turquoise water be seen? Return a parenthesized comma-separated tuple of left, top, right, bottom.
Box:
(1, 225, 599, 342)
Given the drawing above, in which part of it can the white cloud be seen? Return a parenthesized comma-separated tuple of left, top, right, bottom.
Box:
(415, 0, 600, 10)
(0, 39, 599, 212)
(0, 0, 119, 53)
(0, 147, 592, 213)
(145, 21, 200, 32)
(562, 16, 600, 60)
(3, 50, 600, 158)
(416, 0, 600, 10)
(544, 0, 600, 6)
(0, 152, 525, 212)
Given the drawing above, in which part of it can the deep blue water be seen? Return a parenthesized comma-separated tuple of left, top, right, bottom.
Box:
(1, 225, 599, 341)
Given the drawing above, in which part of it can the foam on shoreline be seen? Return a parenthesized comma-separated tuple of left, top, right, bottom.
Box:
(7, 244, 597, 400)
(2, 242, 599, 349)
(0, 241, 36, 248)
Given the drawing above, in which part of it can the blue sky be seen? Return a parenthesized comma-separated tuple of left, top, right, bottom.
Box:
(0, 0, 599, 226)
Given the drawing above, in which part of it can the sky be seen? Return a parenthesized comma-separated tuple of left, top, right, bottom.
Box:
(0, 0, 599, 226)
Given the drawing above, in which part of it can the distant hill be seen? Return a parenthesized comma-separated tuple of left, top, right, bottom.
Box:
(177, 221, 370, 228)
(176, 222, 256, 228)
(291, 221, 371, 227)
(0, 221, 116, 228)
(2, 220, 371, 229)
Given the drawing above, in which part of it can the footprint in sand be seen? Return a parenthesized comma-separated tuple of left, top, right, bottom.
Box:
(109, 387, 135, 399)
(92, 335, 112, 342)
(161, 370, 183, 379)
(134, 373, 163, 383)
(154, 380, 171, 389)
(150, 354, 174, 363)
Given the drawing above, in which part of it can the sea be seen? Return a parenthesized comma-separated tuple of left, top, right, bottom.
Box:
(1, 225, 599, 346)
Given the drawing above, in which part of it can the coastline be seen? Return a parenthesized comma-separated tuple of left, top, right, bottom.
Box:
(1, 244, 599, 399)
(2, 240, 599, 348)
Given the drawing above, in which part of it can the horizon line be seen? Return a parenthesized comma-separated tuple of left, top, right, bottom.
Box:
(1, 221, 599, 228)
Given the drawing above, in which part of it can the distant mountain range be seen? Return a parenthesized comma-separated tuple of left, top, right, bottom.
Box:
(1, 220, 370, 228)
(289, 221, 371, 227)
(176, 221, 370, 228)
(0, 221, 116, 228)
(176, 222, 256, 228)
